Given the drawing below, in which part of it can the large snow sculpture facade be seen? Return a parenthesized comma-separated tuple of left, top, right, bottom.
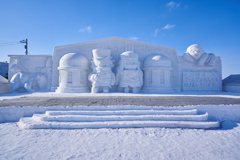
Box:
(116, 51, 143, 93)
(56, 53, 89, 93)
(142, 54, 173, 93)
(8, 55, 52, 92)
(7, 37, 222, 93)
(50, 37, 181, 93)
(88, 49, 115, 93)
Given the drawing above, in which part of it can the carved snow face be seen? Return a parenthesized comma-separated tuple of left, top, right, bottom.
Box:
(187, 44, 204, 60)
(123, 58, 138, 70)
(93, 57, 111, 67)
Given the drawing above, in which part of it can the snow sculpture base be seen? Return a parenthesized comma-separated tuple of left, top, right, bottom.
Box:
(179, 56, 222, 92)
(182, 72, 220, 92)
(56, 86, 89, 93)
(141, 87, 174, 93)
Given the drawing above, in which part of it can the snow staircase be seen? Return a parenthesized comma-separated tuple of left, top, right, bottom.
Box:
(17, 106, 219, 129)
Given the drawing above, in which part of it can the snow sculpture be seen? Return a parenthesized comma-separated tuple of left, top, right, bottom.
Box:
(88, 49, 115, 93)
(8, 56, 50, 92)
(45, 57, 52, 90)
(7, 37, 222, 93)
(9, 72, 47, 92)
(142, 54, 173, 93)
(183, 44, 215, 67)
(116, 51, 143, 93)
(180, 44, 222, 92)
(56, 53, 90, 93)
(50, 37, 182, 92)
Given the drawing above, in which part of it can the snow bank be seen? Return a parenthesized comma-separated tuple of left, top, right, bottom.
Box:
(193, 105, 240, 121)
(0, 105, 240, 123)
(0, 106, 64, 123)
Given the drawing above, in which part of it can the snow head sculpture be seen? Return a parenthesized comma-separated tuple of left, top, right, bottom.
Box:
(183, 44, 215, 67)
(88, 49, 115, 93)
(116, 51, 143, 93)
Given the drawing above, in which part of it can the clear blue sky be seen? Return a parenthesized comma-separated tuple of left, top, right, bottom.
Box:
(0, 0, 239, 78)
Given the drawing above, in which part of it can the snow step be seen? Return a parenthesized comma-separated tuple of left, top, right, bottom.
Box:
(41, 106, 195, 111)
(32, 113, 208, 122)
(46, 109, 198, 116)
(17, 108, 220, 129)
(18, 117, 219, 129)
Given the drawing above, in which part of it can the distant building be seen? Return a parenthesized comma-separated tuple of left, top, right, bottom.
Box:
(0, 75, 9, 93)
(0, 62, 9, 79)
(222, 74, 240, 93)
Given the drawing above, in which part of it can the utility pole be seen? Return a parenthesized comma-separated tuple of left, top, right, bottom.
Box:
(25, 39, 28, 55)
(20, 39, 28, 55)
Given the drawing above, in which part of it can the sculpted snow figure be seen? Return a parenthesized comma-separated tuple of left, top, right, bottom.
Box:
(9, 72, 47, 92)
(116, 51, 143, 93)
(9, 58, 48, 92)
(183, 44, 215, 67)
(88, 49, 115, 93)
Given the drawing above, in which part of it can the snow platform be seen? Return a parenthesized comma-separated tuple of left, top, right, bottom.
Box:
(17, 106, 219, 129)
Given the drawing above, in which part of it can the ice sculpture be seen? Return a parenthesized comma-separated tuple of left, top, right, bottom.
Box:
(116, 51, 143, 93)
(183, 44, 215, 67)
(88, 49, 115, 93)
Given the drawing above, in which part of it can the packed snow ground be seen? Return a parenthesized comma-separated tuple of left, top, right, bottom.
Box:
(1, 121, 240, 160)
(1, 105, 240, 123)
(1, 91, 240, 101)
(0, 105, 240, 159)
